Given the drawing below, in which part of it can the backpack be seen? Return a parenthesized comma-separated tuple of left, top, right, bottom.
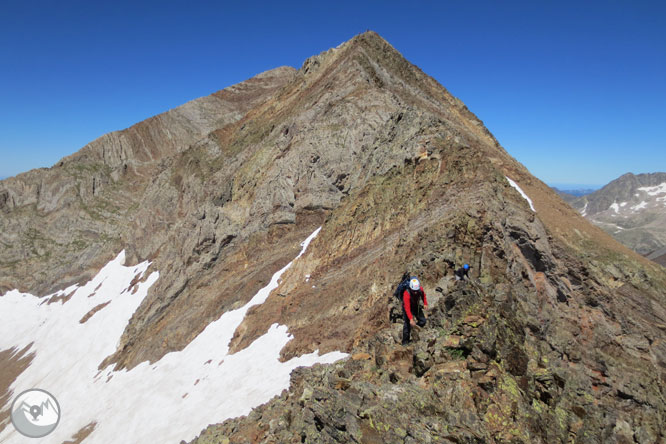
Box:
(393, 272, 411, 301)
(393, 280, 410, 301)
(389, 273, 411, 323)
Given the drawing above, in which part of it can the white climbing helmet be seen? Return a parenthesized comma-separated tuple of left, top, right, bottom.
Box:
(409, 278, 420, 291)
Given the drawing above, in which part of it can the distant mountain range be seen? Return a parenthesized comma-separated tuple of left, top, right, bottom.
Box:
(551, 187, 597, 203)
(567, 172, 666, 258)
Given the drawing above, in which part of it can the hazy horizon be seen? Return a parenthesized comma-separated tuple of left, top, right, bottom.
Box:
(549, 183, 603, 190)
(2, 168, 656, 190)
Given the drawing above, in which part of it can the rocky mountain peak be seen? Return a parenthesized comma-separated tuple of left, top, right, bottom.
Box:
(570, 172, 666, 256)
(1, 32, 666, 443)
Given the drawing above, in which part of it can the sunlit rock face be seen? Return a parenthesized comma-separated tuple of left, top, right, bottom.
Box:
(1, 31, 665, 443)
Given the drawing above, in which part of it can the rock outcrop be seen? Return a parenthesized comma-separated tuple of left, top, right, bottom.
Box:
(0, 66, 297, 295)
(2, 32, 665, 443)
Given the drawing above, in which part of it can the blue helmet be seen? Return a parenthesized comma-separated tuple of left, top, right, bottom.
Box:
(463, 264, 469, 270)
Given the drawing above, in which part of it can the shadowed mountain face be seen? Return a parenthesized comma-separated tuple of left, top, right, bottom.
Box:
(569, 172, 666, 257)
(647, 247, 666, 267)
(1, 32, 666, 443)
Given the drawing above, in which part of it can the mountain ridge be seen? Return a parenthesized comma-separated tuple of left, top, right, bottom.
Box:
(0, 65, 297, 296)
(1, 31, 665, 443)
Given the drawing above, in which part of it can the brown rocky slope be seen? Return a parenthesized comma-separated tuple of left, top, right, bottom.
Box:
(1, 32, 665, 443)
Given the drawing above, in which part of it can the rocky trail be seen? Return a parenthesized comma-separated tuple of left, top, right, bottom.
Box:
(191, 273, 666, 444)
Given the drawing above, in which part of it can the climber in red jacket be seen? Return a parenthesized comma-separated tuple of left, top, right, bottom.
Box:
(402, 277, 428, 345)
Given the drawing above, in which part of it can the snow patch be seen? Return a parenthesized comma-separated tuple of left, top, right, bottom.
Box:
(581, 202, 588, 217)
(505, 177, 535, 212)
(596, 221, 626, 231)
(609, 202, 620, 213)
(631, 201, 648, 211)
(0, 227, 346, 444)
(638, 182, 666, 196)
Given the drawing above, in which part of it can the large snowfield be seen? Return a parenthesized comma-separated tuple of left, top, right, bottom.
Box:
(0, 228, 347, 443)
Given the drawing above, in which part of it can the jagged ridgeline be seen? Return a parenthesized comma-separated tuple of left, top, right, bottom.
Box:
(1, 32, 665, 443)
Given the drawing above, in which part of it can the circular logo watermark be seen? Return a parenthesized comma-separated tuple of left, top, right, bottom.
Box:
(10, 389, 61, 438)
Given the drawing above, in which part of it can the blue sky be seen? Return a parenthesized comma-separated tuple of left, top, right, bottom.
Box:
(1, 1, 664, 186)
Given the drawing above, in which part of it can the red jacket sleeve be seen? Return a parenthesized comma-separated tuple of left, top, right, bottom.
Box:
(402, 289, 413, 320)
(421, 286, 427, 306)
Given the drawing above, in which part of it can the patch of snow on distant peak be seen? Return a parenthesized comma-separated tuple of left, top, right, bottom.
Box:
(596, 221, 626, 232)
(638, 182, 666, 196)
(581, 202, 588, 217)
(609, 202, 620, 213)
(619, 202, 627, 207)
(505, 177, 535, 212)
(631, 201, 648, 211)
(0, 227, 346, 444)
